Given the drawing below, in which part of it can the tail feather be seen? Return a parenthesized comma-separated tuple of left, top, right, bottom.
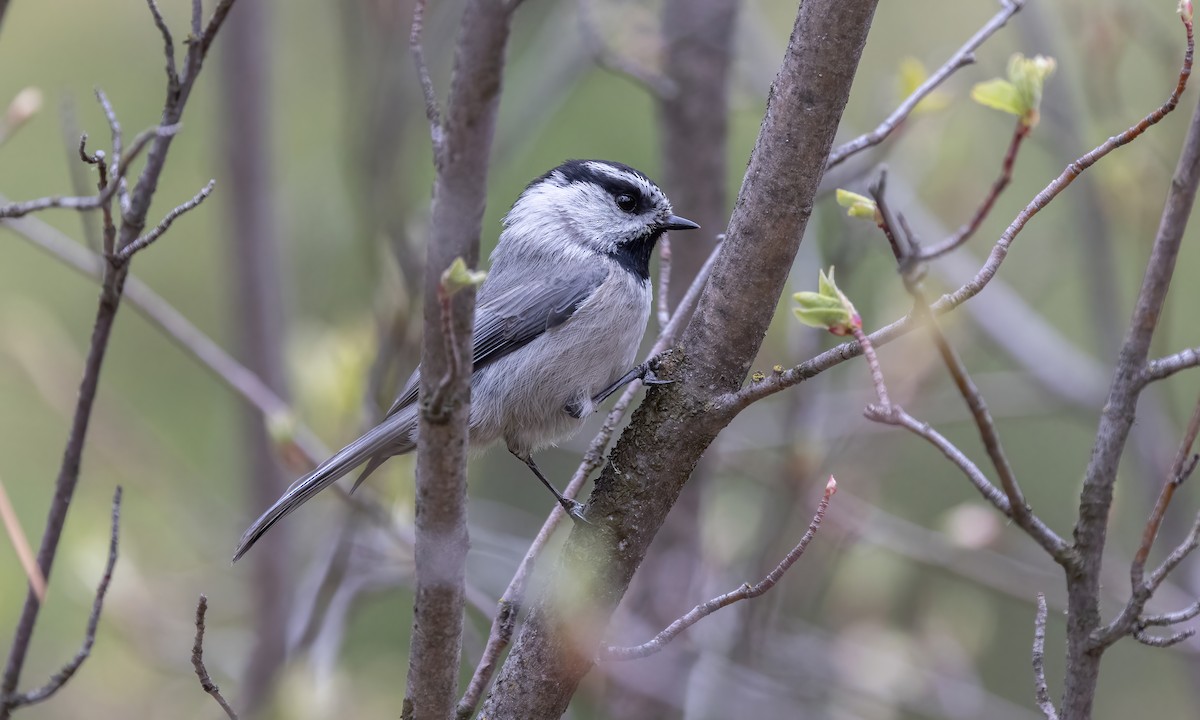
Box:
(232, 410, 416, 562)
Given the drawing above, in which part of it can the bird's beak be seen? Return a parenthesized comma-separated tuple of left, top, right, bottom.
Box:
(661, 215, 700, 232)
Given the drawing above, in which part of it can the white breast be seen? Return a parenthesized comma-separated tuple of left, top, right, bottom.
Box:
(468, 264, 652, 456)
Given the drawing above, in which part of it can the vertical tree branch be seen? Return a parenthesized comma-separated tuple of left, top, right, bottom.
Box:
(1064, 57, 1200, 720)
(218, 0, 290, 711)
(405, 0, 519, 718)
(481, 1, 879, 715)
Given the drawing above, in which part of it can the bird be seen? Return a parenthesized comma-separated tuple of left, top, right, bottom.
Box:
(233, 159, 699, 562)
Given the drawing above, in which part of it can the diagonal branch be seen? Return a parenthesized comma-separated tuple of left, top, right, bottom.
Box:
(454, 240, 719, 720)
(825, 0, 1024, 170)
(600, 477, 836, 661)
(716, 14, 1196, 416)
(117, 179, 215, 259)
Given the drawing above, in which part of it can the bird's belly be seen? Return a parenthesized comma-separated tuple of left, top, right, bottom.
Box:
(470, 279, 650, 455)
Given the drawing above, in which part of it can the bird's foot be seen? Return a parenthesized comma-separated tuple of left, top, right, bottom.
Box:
(559, 497, 593, 525)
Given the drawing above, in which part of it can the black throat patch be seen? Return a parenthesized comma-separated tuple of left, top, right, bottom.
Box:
(607, 229, 662, 282)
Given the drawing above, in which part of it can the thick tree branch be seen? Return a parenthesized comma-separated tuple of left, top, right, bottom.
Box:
(600, 477, 835, 661)
(825, 0, 1023, 170)
(455, 241, 719, 720)
(481, 1, 879, 715)
(405, 0, 519, 717)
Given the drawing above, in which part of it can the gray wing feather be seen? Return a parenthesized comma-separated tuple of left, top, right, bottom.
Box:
(383, 265, 607, 417)
(234, 265, 607, 562)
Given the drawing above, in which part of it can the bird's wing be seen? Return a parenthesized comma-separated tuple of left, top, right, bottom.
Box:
(383, 264, 609, 417)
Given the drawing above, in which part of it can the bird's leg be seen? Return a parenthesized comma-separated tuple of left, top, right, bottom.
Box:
(591, 359, 672, 406)
(512, 450, 591, 525)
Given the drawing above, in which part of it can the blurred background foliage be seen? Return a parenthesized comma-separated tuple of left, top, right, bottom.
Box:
(1, 0, 1199, 718)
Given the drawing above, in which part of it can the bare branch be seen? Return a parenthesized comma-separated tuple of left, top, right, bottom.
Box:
(825, 0, 1023, 170)
(1143, 601, 1200, 627)
(145, 0, 179, 88)
(191, 595, 240, 720)
(9, 488, 122, 709)
(919, 119, 1031, 260)
(117, 179, 215, 259)
(1143, 345, 1200, 384)
(456, 240, 719, 719)
(0, 3, 239, 711)
(409, 0, 444, 155)
(1132, 627, 1195, 648)
(851, 325, 891, 407)
(1032, 593, 1059, 720)
(577, 0, 677, 98)
(717, 14, 1196, 416)
(903, 280, 1072, 565)
(864, 403, 1012, 514)
(93, 89, 131, 214)
(0, 122, 175, 222)
(600, 477, 836, 661)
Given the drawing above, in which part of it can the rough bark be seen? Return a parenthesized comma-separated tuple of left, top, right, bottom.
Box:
(406, 1, 516, 718)
(602, 2, 740, 716)
(479, 0, 879, 716)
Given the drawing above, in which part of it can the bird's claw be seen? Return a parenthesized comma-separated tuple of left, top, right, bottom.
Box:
(560, 498, 593, 526)
(642, 366, 673, 387)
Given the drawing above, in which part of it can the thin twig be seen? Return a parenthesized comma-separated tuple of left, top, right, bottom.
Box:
(919, 119, 1031, 260)
(716, 15, 1196, 415)
(656, 236, 671, 329)
(1032, 593, 1059, 720)
(600, 477, 837, 660)
(409, 0, 444, 155)
(1133, 627, 1195, 648)
(0, 122, 175, 222)
(864, 402, 1012, 512)
(117, 179, 215, 258)
(1134, 395, 1200, 583)
(0, 475, 46, 602)
(577, 0, 677, 98)
(0, 3, 239, 713)
(9, 488, 122, 709)
(1143, 345, 1200, 384)
(192, 595, 240, 720)
(455, 240, 720, 719)
(906, 278, 1071, 565)
(145, 0, 179, 88)
(825, 0, 1024, 170)
(851, 325, 890, 407)
(867, 172, 1073, 564)
(1143, 601, 1200, 627)
(94, 89, 130, 215)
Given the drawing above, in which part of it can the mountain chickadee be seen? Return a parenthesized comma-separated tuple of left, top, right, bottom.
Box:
(233, 159, 698, 561)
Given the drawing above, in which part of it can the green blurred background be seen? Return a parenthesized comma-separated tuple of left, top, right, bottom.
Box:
(1, 0, 1199, 718)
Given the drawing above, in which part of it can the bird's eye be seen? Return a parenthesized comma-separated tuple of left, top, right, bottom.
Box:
(615, 193, 637, 213)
